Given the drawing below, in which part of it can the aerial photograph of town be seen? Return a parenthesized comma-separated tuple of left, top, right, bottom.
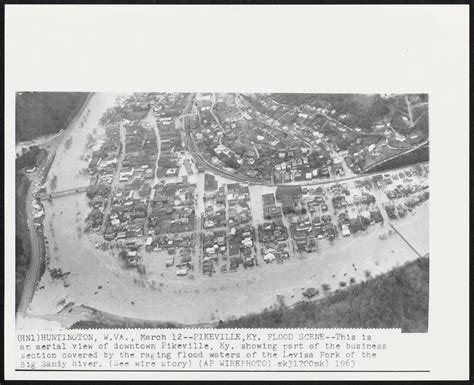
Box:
(15, 92, 429, 331)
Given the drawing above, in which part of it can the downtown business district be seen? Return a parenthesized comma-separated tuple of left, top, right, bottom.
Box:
(31, 92, 429, 302)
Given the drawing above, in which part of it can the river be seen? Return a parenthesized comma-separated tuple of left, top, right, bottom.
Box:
(24, 92, 430, 327)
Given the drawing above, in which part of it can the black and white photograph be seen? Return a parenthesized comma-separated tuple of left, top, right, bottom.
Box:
(15, 92, 430, 331)
(5, 4, 469, 381)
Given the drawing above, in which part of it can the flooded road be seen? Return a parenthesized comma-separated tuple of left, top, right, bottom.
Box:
(30, 190, 428, 326)
(25, 92, 430, 328)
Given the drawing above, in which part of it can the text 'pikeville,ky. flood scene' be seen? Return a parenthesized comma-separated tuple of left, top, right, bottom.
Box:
(15, 92, 429, 331)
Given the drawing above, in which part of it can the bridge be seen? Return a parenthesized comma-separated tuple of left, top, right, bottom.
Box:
(38, 186, 89, 201)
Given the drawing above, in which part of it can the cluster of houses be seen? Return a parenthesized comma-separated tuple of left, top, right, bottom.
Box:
(329, 183, 384, 237)
(103, 184, 149, 240)
(81, 93, 431, 279)
(304, 189, 336, 241)
(203, 174, 227, 229)
(85, 184, 110, 231)
(85, 115, 159, 239)
(88, 124, 122, 185)
(119, 241, 143, 269)
(190, 92, 394, 184)
(262, 192, 283, 220)
(382, 169, 429, 219)
(155, 114, 182, 178)
(121, 120, 157, 182)
(272, 150, 332, 184)
(201, 181, 258, 275)
(226, 183, 257, 270)
(258, 193, 289, 263)
(227, 183, 252, 228)
(85, 116, 159, 240)
(272, 186, 316, 253)
(228, 224, 256, 271)
(148, 181, 196, 235)
(190, 95, 269, 182)
(289, 216, 317, 253)
(202, 229, 226, 276)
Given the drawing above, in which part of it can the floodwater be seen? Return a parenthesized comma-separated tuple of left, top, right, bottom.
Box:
(45, 93, 121, 192)
(27, 92, 430, 327)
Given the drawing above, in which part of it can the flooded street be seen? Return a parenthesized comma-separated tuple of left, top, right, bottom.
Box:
(27, 92, 429, 327)
(31, 184, 428, 325)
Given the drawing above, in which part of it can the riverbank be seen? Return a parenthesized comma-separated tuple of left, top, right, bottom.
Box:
(218, 256, 429, 332)
(23, 255, 429, 331)
(24, 199, 428, 327)
(16, 92, 92, 142)
(15, 173, 31, 310)
(18, 92, 429, 329)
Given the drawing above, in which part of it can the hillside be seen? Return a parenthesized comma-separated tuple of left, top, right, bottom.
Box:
(69, 258, 429, 331)
(218, 257, 429, 332)
(16, 92, 89, 142)
(15, 173, 31, 310)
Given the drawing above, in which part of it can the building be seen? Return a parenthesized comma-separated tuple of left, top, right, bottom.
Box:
(276, 186, 302, 214)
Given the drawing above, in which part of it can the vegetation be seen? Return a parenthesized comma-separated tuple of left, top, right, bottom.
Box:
(99, 103, 148, 126)
(67, 258, 429, 331)
(69, 306, 178, 329)
(15, 173, 31, 310)
(218, 257, 429, 332)
(71, 320, 177, 329)
(16, 146, 41, 171)
(367, 145, 429, 173)
(270, 93, 393, 129)
(16, 92, 89, 141)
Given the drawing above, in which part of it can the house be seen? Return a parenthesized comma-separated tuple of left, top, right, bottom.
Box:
(262, 193, 276, 206)
(341, 224, 351, 237)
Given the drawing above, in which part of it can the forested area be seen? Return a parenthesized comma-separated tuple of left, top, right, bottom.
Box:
(16, 92, 89, 141)
(16, 173, 31, 310)
(218, 257, 429, 332)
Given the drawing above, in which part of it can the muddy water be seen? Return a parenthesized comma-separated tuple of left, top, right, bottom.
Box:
(30, 93, 124, 314)
(45, 93, 120, 191)
(28, 92, 430, 326)
(31, 192, 429, 325)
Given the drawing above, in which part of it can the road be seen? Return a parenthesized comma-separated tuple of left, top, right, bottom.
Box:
(184, 95, 428, 188)
(17, 178, 43, 317)
(100, 121, 126, 233)
(17, 93, 95, 319)
(183, 95, 264, 184)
